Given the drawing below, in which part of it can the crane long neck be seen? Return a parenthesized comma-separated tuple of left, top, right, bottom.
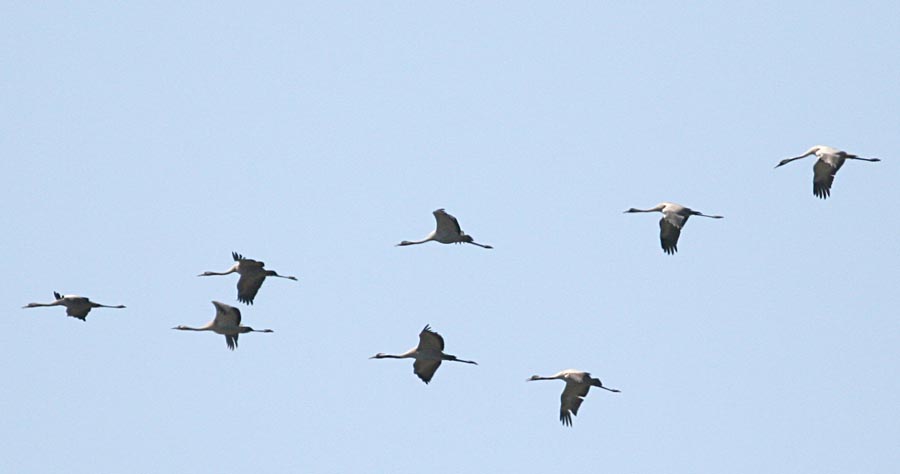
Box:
(175, 326, 211, 331)
(373, 353, 411, 359)
(397, 237, 433, 246)
(199, 269, 237, 276)
(23, 302, 60, 308)
(626, 205, 665, 213)
(531, 375, 561, 381)
(775, 154, 812, 168)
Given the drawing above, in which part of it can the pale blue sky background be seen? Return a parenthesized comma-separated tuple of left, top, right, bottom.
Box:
(2, 2, 898, 473)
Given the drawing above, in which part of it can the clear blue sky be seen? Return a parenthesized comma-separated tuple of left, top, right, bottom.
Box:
(2, 2, 898, 473)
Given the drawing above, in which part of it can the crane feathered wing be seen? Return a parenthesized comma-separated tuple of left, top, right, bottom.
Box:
(813, 158, 842, 199)
(237, 272, 266, 305)
(226, 334, 238, 350)
(433, 209, 462, 236)
(413, 358, 441, 384)
(418, 325, 445, 351)
(66, 305, 91, 320)
(559, 381, 592, 426)
(659, 212, 687, 255)
(212, 301, 242, 327)
(212, 302, 242, 350)
(412, 325, 446, 384)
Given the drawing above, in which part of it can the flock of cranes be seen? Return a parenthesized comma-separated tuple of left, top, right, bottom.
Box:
(20, 145, 881, 426)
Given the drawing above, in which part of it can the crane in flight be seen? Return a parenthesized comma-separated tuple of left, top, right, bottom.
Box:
(624, 202, 723, 254)
(397, 209, 493, 249)
(528, 369, 620, 426)
(22, 292, 125, 321)
(370, 325, 477, 384)
(775, 145, 881, 199)
(172, 301, 273, 350)
(198, 252, 298, 305)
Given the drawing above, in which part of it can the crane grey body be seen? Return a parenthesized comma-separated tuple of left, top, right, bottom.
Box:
(172, 301, 273, 350)
(397, 209, 493, 249)
(198, 251, 298, 305)
(776, 145, 881, 199)
(528, 369, 620, 426)
(22, 291, 125, 321)
(624, 202, 723, 254)
(371, 325, 477, 384)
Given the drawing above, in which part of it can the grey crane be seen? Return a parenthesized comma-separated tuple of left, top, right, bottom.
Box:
(528, 369, 620, 426)
(370, 325, 477, 383)
(198, 252, 297, 305)
(775, 145, 881, 199)
(624, 202, 723, 254)
(397, 209, 493, 249)
(172, 301, 273, 350)
(22, 291, 125, 321)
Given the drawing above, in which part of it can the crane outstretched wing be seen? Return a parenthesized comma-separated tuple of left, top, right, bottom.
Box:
(237, 273, 266, 305)
(413, 359, 441, 384)
(418, 325, 445, 351)
(66, 306, 91, 320)
(212, 301, 242, 327)
(659, 214, 684, 255)
(559, 382, 591, 426)
(813, 159, 842, 199)
(433, 209, 462, 235)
